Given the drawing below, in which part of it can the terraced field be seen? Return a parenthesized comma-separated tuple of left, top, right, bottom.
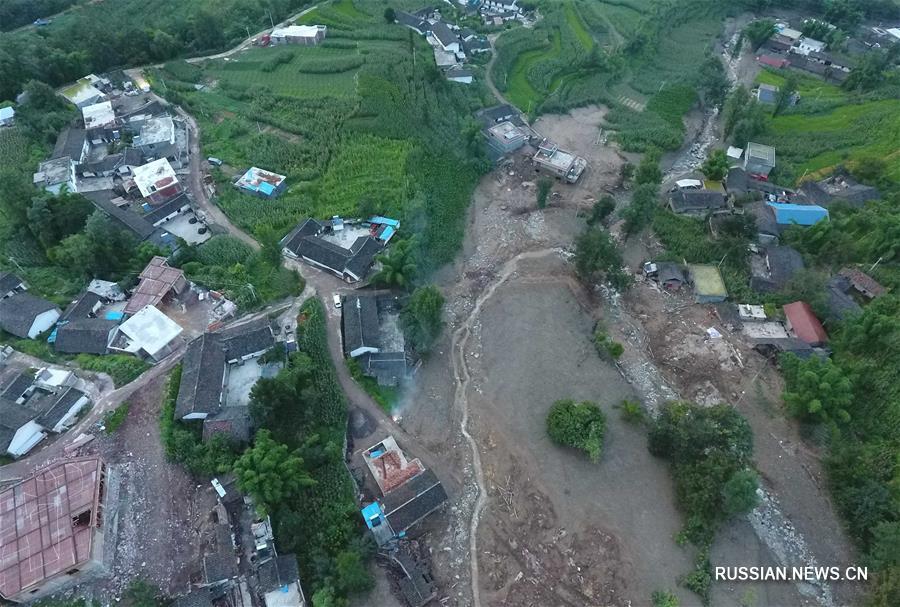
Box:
(165, 0, 487, 267)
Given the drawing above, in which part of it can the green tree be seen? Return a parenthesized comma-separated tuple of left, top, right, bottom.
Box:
(701, 149, 729, 181)
(867, 522, 900, 570)
(257, 226, 283, 268)
(384, 7, 396, 23)
(334, 550, 373, 595)
(697, 54, 729, 108)
(634, 148, 662, 185)
(722, 469, 760, 515)
(620, 162, 635, 182)
(546, 400, 607, 462)
(743, 19, 775, 51)
(311, 586, 345, 607)
(371, 239, 416, 290)
(587, 195, 616, 226)
(622, 183, 659, 236)
(400, 285, 444, 353)
(234, 430, 315, 513)
(780, 354, 854, 425)
(824, 0, 863, 30)
(722, 86, 751, 138)
(574, 227, 630, 289)
(774, 74, 798, 116)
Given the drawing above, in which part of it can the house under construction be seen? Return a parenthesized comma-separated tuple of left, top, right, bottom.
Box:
(532, 139, 587, 183)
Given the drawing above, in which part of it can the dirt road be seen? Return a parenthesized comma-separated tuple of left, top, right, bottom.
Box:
(484, 36, 514, 108)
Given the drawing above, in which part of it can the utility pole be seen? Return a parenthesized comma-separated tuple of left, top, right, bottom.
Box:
(266, 9, 275, 29)
(869, 256, 884, 273)
(246, 25, 251, 40)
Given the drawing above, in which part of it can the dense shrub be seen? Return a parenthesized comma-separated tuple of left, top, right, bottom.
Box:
(74, 354, 150, 387)
(546, 399, 607, 462)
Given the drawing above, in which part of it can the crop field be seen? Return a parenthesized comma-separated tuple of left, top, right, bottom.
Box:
(172, 0, 488, 269)
(495, 1, 595, 112)
(202, 47, 361, 98)
(594, 1, 645, 38)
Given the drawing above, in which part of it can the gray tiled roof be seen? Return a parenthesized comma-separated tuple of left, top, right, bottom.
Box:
(382, 469, 448, 532)
(342, 296, 381, 356)
(0, 272, 23, 294)
(0, 292, 59, 338)
(175, 333, 227, 418)
(55, 319, 117, 355)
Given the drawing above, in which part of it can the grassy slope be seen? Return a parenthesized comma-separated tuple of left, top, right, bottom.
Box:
(754, 69, 900, 183)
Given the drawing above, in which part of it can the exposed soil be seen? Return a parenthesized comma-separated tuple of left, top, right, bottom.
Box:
(400, 103, 861, 607)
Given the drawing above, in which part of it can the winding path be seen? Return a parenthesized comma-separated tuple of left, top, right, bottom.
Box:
(450, 248, 563, 607)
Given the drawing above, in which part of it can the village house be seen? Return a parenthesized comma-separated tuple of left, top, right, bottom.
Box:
(132, 115, 186, 168)
(484, 121, 528, 154)
(799, 173, 880, 209)
(743, 142, 776, 177)
(341, 295, 408, 386)
(395, 11, 429, 34)
(124, 256, 188, 315)
(669, 189, 728, 216)
(51, 290, 120, 355)
(757, 54, 790, 69)
(783, 301, 828, 346)
(532, 139, 587, 183)
(767, 202, 829, 227)
(281, 217, 387, 283)
(175, 319, 277, 443)
(360, 436, 448, 547)
(0, 370, 91, 458)
(838, 267, 886, 299)
(0, 458, 109, 602)
(688, 264, 728, 303)
(446, 67, 474, 84)
(825, 275, 862, 321)
(234, 167, 287, 198)
(0, 106, 15, 127)
(0, 292, 61, 339)
(59, 76, 107, 108)
(132, 158, 183, 204)
(81, 100, 117, 131)
(429, 21, 460, 53)
(108, 304, 183, 362)
(0, 272, 27, 299)
(750, 245, 805, 293)
(794, 36, 826, 56)
(270, 24, 327, 45)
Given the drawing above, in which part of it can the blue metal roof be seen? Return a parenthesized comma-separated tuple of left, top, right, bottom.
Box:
(361, 502, 384, 529)
(369, 216, 400, 227)
(259, 181, 275, 196)
(380, 225, 396, 242)
(767, 203, 829, 226)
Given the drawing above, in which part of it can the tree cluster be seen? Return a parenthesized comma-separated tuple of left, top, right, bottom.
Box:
(649, 402, 759, 601)
(400, 285, 445, 354)
(546, 399, 607, 462)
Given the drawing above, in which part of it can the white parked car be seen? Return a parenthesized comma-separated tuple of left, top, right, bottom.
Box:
(333, 294, 342, 309)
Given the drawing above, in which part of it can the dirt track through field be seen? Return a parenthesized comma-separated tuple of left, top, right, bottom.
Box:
(450, 248, 562, 607)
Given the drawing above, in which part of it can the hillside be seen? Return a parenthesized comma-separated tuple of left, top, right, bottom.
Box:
(155, 0, 490, 270)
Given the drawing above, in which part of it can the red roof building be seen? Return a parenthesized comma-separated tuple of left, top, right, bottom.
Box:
(124, 256, 187, 315)
(0, 458, 108, 603)
(783, 301, 828, 346)
(757, 54, 790, 69)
